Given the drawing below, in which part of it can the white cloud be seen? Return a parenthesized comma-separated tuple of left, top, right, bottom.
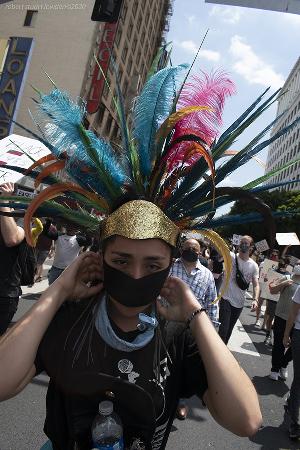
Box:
(209, 5, 243, 24)
(229, 35, 284, 89)
(178, 40, 220, 62)
(283, 13, 300, 26)
(186, 14, 196, 25)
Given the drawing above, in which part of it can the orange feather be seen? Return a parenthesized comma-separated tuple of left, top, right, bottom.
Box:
(24, 183, 109, 246)
(25, 154, 58, 174)
(34, 160, 66, 188)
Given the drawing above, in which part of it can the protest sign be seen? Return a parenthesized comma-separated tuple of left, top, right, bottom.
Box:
(232, 234, 242, 246)
(276, 232, 300, 246)
(255, 239, 269, 253)
(0, 134, 50, 184)
(260, 269, 284, 302)
(259, 259, 280, 300)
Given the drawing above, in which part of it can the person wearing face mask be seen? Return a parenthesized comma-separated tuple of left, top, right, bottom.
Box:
(218, 235, 260, 344)
(170, 238, 218, 420)
(0, 61, 270, 449)
(268, 261, 300, 381)
(0, 200, 263, 449)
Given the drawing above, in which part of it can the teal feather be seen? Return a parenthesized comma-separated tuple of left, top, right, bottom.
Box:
(33, 89, 129, 199)
(132, 64, 188, 178)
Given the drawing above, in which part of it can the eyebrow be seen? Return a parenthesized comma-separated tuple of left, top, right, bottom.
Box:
(111, 251, 167, 261)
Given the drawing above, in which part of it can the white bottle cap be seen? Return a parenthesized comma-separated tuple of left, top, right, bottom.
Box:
(99, 400, 113, 415)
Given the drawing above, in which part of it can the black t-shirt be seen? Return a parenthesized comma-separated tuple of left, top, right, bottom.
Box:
(0, 233, 22, 298)
(35, 300, 208, 450)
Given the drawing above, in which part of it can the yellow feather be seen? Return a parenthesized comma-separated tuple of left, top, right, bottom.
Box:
(191, 229, 232, 304)
(156, 106, 212, 141)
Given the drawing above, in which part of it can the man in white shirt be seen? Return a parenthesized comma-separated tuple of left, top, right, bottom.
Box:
(47, 226, 90, 285)
(219, 235, 259, 344)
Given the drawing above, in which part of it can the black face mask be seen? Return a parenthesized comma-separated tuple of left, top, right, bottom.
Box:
(181, 249, 198, 263)
(103, 261, 171, 307)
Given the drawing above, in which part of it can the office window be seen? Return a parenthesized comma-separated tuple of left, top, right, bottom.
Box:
(132, 35, 138, 54)
(115, 27, 122, 47)
(127, 21, 134, 41)
(97, 103, 106, 125)
(121, 44, 128, 63)
(121, 2, 128, 22)
(105, 115, 113, 135)
(127, 57, 133, 76)
(123, 79, 129, 97)
(24, 10, 38, 27)
(132, 0, 139, 17)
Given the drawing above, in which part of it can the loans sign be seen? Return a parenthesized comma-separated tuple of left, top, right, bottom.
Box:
(0, 37, 34, 138)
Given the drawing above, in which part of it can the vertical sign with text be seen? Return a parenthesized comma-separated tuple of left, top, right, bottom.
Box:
(86, 23, 117, 114)
(0, 37, 34, 139)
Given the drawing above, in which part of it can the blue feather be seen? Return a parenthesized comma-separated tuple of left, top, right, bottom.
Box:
(34, 89, 129, 199)
(132, 64, 188, 178)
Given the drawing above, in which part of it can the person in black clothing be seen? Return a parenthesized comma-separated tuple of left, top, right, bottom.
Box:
(210, 248, 224, 294)
(0, 182, 25, 335)
(0, 200, 262, 449)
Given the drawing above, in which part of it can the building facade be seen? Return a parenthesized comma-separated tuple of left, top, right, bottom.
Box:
(84, 0, 173, 142)
(265, 58, 300, 191)
(205, 0, 300, 14)
(0, 0, 173, 143)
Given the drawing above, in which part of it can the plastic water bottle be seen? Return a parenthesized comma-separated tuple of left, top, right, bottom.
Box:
(91, 401, 124, 450)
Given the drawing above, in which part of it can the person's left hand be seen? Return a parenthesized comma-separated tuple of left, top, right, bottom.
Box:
(283, 334, 291, 348)
(157, 276, 201, 323)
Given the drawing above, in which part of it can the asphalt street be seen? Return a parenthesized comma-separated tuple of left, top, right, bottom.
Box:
(0, 263, 299, 450)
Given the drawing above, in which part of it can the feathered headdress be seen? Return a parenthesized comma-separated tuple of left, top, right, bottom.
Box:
(1, 48, 300, 302)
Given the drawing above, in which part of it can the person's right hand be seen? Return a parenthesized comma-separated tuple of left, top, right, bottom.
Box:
(52, 252, 103, 303)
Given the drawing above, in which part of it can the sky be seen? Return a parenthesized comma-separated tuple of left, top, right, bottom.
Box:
(166, 1, 300, 192)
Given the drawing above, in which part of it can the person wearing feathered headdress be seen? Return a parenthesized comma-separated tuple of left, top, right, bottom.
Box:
(1, 46, 299, 448)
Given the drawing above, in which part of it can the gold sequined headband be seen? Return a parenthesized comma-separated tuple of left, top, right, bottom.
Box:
(101, 200, 180, 247)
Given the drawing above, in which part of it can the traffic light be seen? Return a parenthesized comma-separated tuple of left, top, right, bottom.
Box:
(91, 0, 123, 22)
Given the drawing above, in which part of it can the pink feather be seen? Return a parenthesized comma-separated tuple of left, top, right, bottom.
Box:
(165, 70, 235, 173)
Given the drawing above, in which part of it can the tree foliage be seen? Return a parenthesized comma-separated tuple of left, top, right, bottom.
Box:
(216, 190, 300, 246)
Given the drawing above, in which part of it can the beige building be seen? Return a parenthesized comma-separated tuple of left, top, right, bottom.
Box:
(0, 0, 173, 143)
(265, 57, 300, 191)
(0, 0, 98, 137)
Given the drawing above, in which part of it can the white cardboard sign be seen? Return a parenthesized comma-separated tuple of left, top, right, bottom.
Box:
(232, 234, 242, 246)
(255, 239, 269, 253)
(276, 232, 300, 246)
(0, 134, 50, 184)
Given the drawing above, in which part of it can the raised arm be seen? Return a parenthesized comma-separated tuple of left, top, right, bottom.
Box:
(0, 252, 103, 401)
(0, 182, 24, 247)
(158, 276, 262, 437)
